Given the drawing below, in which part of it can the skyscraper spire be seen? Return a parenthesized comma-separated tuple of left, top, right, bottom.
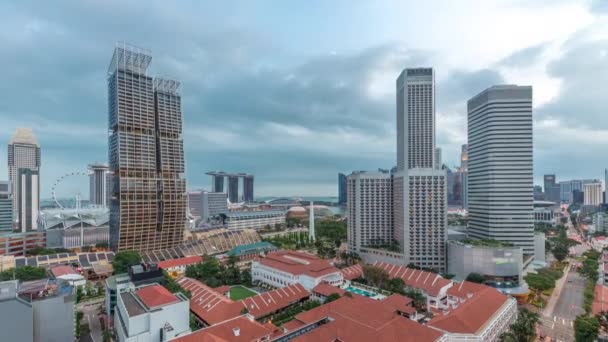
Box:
(309, 201, 315, 242)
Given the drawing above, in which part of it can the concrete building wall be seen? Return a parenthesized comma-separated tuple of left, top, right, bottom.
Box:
(447, 241, 523, 283)
(33, 292, 75, 342)
(0, 298, 33, 342)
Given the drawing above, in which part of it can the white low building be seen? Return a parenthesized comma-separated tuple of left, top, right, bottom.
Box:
(114, 284, 190, 342)
(223, 210, 286, 230)
(50, 265, 86, 289)
(251, 250, 343, 291)
(431, 281, 518, 342)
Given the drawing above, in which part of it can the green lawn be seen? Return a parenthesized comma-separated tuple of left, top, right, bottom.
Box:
(230, 286, 257, 300)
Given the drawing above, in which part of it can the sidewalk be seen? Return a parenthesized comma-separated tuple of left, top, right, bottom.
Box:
(543, 264, 570, 318)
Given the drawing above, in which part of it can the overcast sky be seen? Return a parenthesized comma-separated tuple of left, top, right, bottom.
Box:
(1, 0, 607, 198)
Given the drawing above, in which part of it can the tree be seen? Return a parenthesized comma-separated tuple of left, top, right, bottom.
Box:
(325, 293, 341, 303)
(403, 288, 427, 311)
(574, 315, 599, 342)
(500, 308, 538, 342)
(386, 278, 405, 294)
(465, 272, 485, 284)
(0, 266, 47, 281)
(112, 251, 141, 274)
(552, 243, 569, 262)
(362, 265, 390, 289)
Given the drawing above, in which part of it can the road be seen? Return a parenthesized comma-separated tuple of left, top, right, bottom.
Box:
(80, 302, 103, 342)
(553, 270, 586, 321)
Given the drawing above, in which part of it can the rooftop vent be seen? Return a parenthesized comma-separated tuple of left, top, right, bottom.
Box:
(233, 327, 240, 337)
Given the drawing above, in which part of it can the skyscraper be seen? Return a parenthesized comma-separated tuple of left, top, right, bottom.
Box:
(347, 171, 393, 251)
(338, 173, 347, 205)
(8, 128, 40, 228)
(212, 175, 224, 193)
(108, 43, 186, 252)
(543, 174, 560, 203)
(605, 169, 607, 204)
(434, 147, 442, 170)
(243, 175, 254, 202)
(394, 67, 447, 271)
(89, 163, 109, 207)
(17, 169, 39, 232)
(467, 85, 534, 255)
(460, 144, 468, 209)
(0, 181, 12, 232)
(396, 68, 436, 171)
(227, 176, 239, 203)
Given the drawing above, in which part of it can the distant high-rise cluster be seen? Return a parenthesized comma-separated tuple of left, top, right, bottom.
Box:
(206, 172, 254, 203)
(467, 85, 534, 254)
(108, 43, 187, 253)
(8, 128, 41, 232)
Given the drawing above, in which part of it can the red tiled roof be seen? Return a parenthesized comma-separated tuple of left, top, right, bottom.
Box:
(446, 281, 487, 299)
(340, 264, 363, 280)
(50, 265, 78, 278)
(213, 285, 231, 295)
(242, 283, 309, 318)
(429, 285, 510, 334)
(290, 295, 444, 342)
(593, 285, 608, 315)
(178, 277, 310, 324)
(158, 255, 202, 270)
(135, 285, 179, 308)
(372, 261, 452, 297)
(311, 282, 346, 297)
(281, 319, 306, 332)
(178, 277, 244, 325)
(172, 316, 272, 342)
(258, 251, 341, 278)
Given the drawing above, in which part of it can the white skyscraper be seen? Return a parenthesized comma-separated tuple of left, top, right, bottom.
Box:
(8, 128, 40, 231)
(467, 85, 534, 254)
(88, 163, 109, 208)
(584, 182, 602, 206)
(394, 67, 447, 272)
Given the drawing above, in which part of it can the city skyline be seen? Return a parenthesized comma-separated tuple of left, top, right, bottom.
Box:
(1, 1, 608, 197)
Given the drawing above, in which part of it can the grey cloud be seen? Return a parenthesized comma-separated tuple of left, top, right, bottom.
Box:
(498, 43, 547, 67)
(538, 39, 608, 128)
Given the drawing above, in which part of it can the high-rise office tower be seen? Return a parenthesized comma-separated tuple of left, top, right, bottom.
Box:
(108, 43, 186, 252)
(0, 181, 12, 232)
(394, 67, 447, 272)
(543, 174, 560, 203)
(347, 171, 393, 251)
(338, 173, 347, 205)
(227, 176, 239, 203)
(583, 182, 602, 206)
(396, 68, 436, 171)
(17, 169, 39, 232)
(467, 85, 534, 255)
(8, 128, 40, 226)
(243, 175, 254, 202)
(89, 163, 109, 207)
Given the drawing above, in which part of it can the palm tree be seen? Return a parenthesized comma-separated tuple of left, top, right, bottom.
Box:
(501, 308, 539, 342)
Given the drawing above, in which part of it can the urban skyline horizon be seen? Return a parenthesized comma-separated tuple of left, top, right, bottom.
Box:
(1, 1, 607, 199)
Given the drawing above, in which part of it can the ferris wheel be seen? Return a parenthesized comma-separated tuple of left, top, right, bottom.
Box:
(51, 171, 89, 209)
